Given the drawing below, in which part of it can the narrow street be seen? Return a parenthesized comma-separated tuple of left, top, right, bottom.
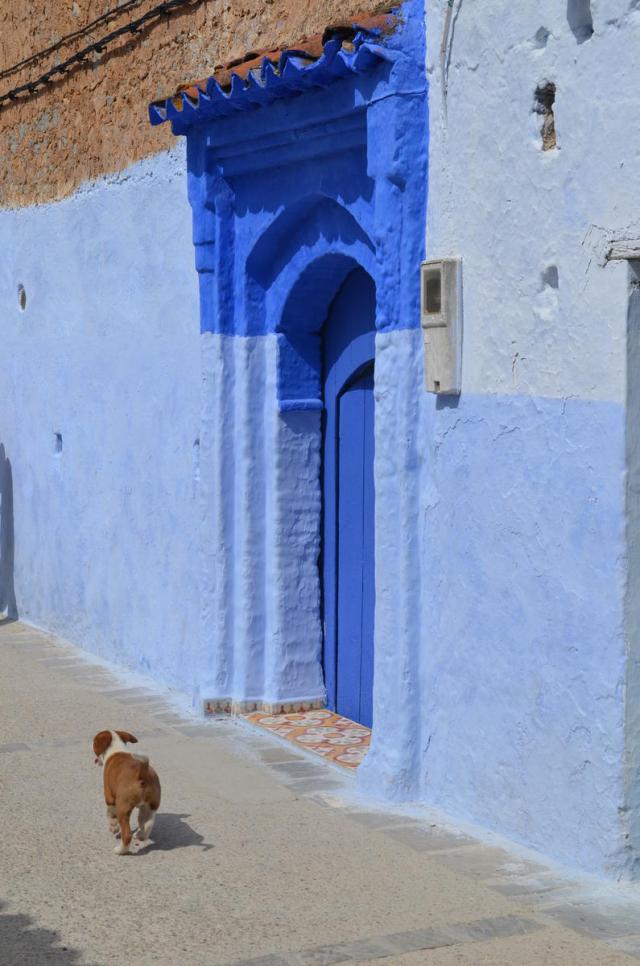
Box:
(2, 618, 640, 966)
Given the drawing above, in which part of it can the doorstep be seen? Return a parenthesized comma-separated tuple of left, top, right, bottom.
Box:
(243, 709, 371, 769)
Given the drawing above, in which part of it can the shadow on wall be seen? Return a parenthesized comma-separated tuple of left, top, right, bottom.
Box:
(0, 444, 17, 620)
(0, 900, 85, 964)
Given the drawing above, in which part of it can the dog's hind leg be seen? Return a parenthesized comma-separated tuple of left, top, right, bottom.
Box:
(115, 805, 134, 855)
(106, 804, 120, 837)
(135, 803, 156, 843)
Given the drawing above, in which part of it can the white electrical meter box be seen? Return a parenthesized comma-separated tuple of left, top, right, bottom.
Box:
(420, 258, 462, 394)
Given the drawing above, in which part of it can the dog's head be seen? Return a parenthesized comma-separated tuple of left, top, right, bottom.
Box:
(92, 730, 138, 765)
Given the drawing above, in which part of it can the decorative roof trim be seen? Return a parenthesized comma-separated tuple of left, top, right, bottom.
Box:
(148, 11, 398, 129)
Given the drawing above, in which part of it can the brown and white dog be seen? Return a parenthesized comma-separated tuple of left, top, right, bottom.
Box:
(92, 730, 161, 855)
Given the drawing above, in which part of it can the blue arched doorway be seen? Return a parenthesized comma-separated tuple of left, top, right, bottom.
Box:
(322, 267, 376, 727)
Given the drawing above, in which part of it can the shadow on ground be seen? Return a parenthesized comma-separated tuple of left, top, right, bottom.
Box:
(149, 812, 214, 852)
(0, 900, 89, 964)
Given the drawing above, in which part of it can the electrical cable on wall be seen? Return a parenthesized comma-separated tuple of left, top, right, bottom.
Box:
(440, 0, 462, 110)
(0, 0, 145, 83)
(0, 0, 205, 111)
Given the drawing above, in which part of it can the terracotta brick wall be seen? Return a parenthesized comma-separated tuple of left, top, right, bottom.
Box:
(0, 0, 382, 207)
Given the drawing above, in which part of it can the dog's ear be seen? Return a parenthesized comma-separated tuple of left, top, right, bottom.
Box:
(93, 731, 112, 757)
(115, 731, 138, 744)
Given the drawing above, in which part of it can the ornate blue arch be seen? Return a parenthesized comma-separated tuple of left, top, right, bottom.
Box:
(244, 195, 377, 342)
(240, 194, 380, 406)
(247, 195, 374, 291)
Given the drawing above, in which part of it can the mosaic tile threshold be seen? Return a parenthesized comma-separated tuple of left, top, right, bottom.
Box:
(244, 710, 370, 769)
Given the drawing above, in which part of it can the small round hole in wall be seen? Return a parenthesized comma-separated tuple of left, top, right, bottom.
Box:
(17, 284, 26, 311)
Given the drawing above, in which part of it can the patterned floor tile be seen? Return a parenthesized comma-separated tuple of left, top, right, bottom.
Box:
(244, 709, 371, 769)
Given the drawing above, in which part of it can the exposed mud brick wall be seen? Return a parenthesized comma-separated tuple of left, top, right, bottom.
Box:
(0, 0, 383, 208)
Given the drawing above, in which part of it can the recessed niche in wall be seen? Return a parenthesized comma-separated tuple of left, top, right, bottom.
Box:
(534, 82, 557, 151)
(534, 27, 550, 48)
(17, 284, 26, 311)
(541, 265, 559, 289)
(567, 0, 594, 43)
(53, 432, 63, 455)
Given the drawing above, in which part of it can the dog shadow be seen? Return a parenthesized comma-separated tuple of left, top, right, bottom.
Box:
(142, 812, 213, 853)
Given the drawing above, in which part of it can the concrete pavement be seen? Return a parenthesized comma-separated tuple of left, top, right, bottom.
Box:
(2, 618, 640, 965)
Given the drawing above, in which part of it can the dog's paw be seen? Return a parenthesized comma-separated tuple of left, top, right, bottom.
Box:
(114, 842, 130, 855)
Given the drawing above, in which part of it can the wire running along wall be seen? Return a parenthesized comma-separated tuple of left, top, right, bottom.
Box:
(0, 0, 205, 110)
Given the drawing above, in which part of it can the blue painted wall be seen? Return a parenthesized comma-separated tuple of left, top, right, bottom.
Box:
(362, 329, 627, 876)
(0, 146, 202, 695)
(410, 0, 640, 877)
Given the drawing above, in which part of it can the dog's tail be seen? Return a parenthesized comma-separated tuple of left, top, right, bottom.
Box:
(132, 753, 150, 780)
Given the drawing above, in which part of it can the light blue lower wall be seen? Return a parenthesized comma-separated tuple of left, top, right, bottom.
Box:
(0, 148, 203, 695)
(364, 328, 628, 876)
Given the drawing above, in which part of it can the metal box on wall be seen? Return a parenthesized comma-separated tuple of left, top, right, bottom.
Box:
(420, 258, 462, 394)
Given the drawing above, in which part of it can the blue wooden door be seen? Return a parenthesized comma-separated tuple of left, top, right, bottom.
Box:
(323, 268, 375, 728)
